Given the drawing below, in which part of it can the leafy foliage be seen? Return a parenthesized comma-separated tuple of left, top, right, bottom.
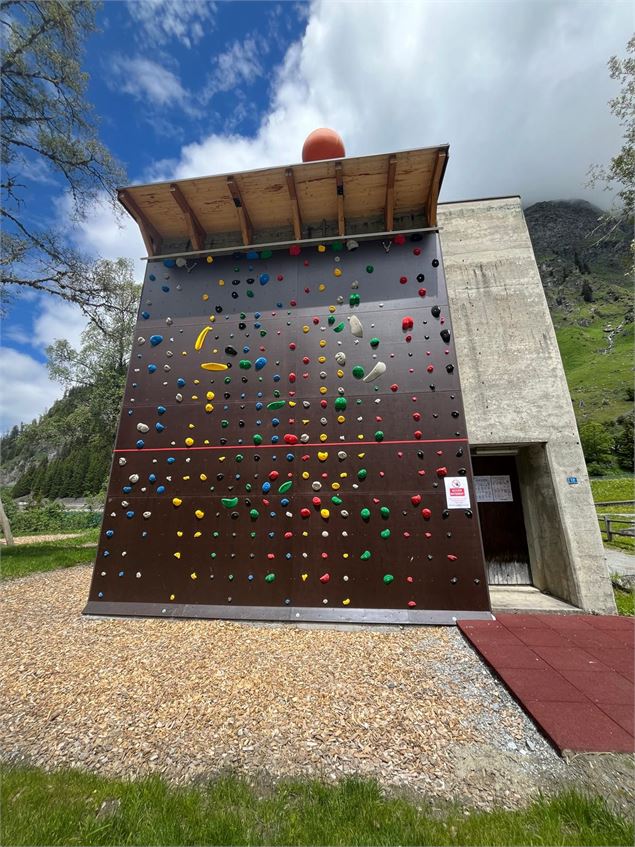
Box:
(0, 0, 126, 319)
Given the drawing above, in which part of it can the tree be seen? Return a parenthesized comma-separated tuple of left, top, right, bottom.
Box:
(614, 412, 634, 472)
(580, 422, 614, 467)
(1, 0, 126, 319)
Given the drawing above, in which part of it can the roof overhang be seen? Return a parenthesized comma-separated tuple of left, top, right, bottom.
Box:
(118, 144, 449, 258)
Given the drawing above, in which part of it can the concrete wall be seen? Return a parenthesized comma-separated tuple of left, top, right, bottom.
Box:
(438, 197, 616, 613)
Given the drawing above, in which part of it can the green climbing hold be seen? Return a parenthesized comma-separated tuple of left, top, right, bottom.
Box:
(253, 433, 262, 445)
(349, 293, 360, 307)
(273, 389, 280, 398)
(357, 468, 367, 480)
(383, 574, 394, 584)
(380, 529, 391, 539)
(240, 312, 246, 319)
(333, 322, 346, 332)
(224, 376, 231, 384)
(360, 508, 371, 521)
(236, 454, 244, 462)
(267, 400, 286, 410)
(370, 337, 380, 348)
(222, 497, 238, 508)
(260, 249, 273, 259)
(328, 315, 335, 325)
(332, 241, 343, 251)
(264, 572, 275, 582)
(360, 550, 371, 560)
(380, 506, 390, 519)
(249, 509, 259, 519)
(366, 265, 374, 273)
(221, 420, 229, 428)
(247, 290, 254, 298)
(331, 495, 343, 505)
(334, 397, 347, 410)
(213, 531, 220, 538)
(239, 359, 252, 369)
(374, 430, 384, 442)
(352, 365, 365, 379)
(211, 552, 217, 558)
(245, 483, 252, 492)
(250, 531, 256, 538)
(260, 330, 267, 337)
(278, 481, 293, 494)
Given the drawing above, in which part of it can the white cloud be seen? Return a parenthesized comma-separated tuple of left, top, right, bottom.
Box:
(33, 298, 88, 352)
(149, 0, 631, 207)
(108, 56, 198, 116)
(206, 36, 264, 97)
(126, 0, 217, 49)
(0, 347, 64, 432)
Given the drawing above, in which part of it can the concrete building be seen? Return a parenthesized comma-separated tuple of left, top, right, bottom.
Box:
(440, 196, 616, 613)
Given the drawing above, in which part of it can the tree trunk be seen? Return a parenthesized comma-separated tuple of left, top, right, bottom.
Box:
(0, 495, 14, 546)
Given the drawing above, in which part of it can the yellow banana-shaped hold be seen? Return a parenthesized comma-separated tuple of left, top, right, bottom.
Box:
(201, 362, 228, 371)
(194, 326, 212, 351)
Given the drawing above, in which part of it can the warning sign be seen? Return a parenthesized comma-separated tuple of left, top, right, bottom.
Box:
(444, 476, 471, 509)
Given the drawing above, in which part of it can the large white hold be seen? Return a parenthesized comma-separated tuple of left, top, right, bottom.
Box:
(363, 361, 387, 382)
(349, 315, 363, 338)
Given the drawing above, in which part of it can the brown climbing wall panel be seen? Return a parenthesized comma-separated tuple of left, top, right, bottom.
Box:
(84, 234, 491, 624)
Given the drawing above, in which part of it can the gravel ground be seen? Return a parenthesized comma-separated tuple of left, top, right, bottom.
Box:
(1, 566, 633, 813)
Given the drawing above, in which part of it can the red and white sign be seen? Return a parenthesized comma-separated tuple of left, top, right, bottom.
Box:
(444, 477, 471, 509)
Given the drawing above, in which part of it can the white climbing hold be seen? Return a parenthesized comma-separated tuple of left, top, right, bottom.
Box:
(312, 481, 322, 490)
(363, 361, 387, 382)
(175, 393, 183, 402)
(337, 451, 348, 460)
(335, 352, 346, 365)
(351, 280, 359, 290)
(136, 422, 149, 433)
(346, 239, 359, 251)
(142, 511, 152, 519)
(176, 257, 187, 268)
(118, 457, 127, 466)
(137, 337, 146, 345)
(129, 474, 139, 483)
(300, 433, 309, 443)
(349, 315, 363, 337)
(341, 510, 349, 518)
(166, 317, 173, 325)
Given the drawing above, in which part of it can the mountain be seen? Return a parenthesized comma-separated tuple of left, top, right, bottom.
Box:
(1, 200, 632, 497)
(524, 200, 633, 427)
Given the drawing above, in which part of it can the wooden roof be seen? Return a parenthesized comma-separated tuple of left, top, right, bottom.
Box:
(118, 144, 449, 257)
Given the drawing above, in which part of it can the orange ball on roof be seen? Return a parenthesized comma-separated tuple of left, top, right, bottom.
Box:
(302, 128, 346, 162)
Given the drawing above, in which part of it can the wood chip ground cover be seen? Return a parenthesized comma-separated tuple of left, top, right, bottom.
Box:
(0, 566, 625, 812)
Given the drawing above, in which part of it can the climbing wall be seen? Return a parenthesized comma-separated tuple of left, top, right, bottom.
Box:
(84, 233, 491, 623)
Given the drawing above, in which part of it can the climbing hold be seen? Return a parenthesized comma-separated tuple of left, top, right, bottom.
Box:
(380, 506, 390, 518)
(194, 327, 211, 350)
(349, 315, 363, 337)
(334, 352, 346, 365)
(267, 400, 286, 410)
(402, 316, 414, 331)
(222, 497, 239, 508)
(249, 509, 259, 519)
(333, 322, 346, 332)
(436, 467, 448, 477)
(440, 329, 451, 343)
(383, 574, 394, 584)
(225, 346, 238, 356)
(360, 550, 371, 560)
(195, 509, 205, 519)
(278, 481, 293, 494)
(357, 469, 367, 480)
(360, 508, 371, 521)
(352, 365, 365, 380)
(317, 451, 328, 462)
(334, 397, 347, 410)
(239, 359, 252, 369)
(369, 337, 380, 348)
(254, 357, 267, 370)
(265, 572, 276, 582)
(259, 273, 270, 285)
(362, 362, 386, 382)
(374, 431, 384, 442)
(421, 508, 432, 520)
(320, 573, 330, 583)
(380, 529, 391, 538)
(349, 293, 360, 307)
(150, 334, 163, 346)
(172, 498, 182, 507)
(201, 362, 228, 371)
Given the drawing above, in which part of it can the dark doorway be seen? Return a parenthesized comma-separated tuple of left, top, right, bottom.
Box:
(471, 454, 531, 585)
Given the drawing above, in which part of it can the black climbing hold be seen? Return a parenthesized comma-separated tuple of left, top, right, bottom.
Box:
(456, 448, 464, 457)
(225, 346, 238, 356)
(416, 273, 425, 282)
(458, 468, 466, 475)
(440, 329, 451, 343)
(446, 364, 454, 373)
(451, 411, 460, 418)
(442, 510, 450, 519)
(215, 305, 223, 313)
(431, 305, 441, 318)
(432, 258, 439, 267)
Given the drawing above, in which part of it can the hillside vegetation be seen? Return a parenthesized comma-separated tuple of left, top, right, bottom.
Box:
(0, 203, 632, 502)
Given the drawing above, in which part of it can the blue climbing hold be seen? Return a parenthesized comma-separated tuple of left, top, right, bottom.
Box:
(126, 511, 135, 519)
(177, 377, 186, 387)
(148, 364, 157, 373)
(155, 422, 165, 432)
(247, 250, 258, 259)
(157, 485, 165, 494)
(271, 417, 280, 427)
(122, 485, 132, 493)
(103, 550, 110, 557)
(105, 530, 114, 538)
(259, 273, 269, 285)
(149, 474, 156, 482)
(167, 457, 175, 464)
(281, 498, 290, 507)
(271, 435, 279, 443)
(161, 285, 170, 292)
(136, 439, 144, 448)
(150, 335, 163, 346)
(141, 311, 150, 319)
(157, 405, 166, 415)
(262, 481, 271, 493)
(163, 259, 176, 267)
(149, 274, 156, 281)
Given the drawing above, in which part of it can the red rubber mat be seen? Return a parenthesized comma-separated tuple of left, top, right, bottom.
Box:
(458, 613, 634, 753)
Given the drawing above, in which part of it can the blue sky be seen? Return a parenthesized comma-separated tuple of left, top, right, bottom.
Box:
(1, 0, 631, 432)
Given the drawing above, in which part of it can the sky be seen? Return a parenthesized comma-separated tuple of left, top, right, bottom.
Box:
(1, 0, 631, 432)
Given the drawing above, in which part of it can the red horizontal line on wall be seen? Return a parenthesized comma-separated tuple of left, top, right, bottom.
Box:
(113, 437, 469, 454)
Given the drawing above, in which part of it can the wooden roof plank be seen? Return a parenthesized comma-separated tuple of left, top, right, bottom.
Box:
(118, 189, 162, 256)
(170, 183, 207, 251)
(385, 155, 397, 231)
(426, 150, 447, 228)
(285, 168, 302, 240)
(226, 176, 253, 246)
(335, 161, 345, 236)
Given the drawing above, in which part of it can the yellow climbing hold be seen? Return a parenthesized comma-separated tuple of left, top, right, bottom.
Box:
(185, 437, 194, 446)
(177, 531, 183, 537)
(218, 455, 226, 462)
(328, 305, 336, 313)
(202, 293, 209, 301)
(301, 573, 309, 580)
(337, 369, 344, 378)
(195, 509, 205, 519)
(288, 400, 296, 407)
(188, 423, 195, 429)
(319, 386, 327, 394)
(340, 472, 348, 478)
(337, 415, 345, 424)
(172, 498, 182, 507)
(192, 395, 198, 400)
(318, 355, 326, 364)
(302, 471, 310, 479)
(190, 572, 197, 580)
(170, 593, 176, 600)
(194, 531, 202, 538)
(318, 451, 328, 461)
(201, 362, 228, 371)
(318, 244, 326, 252)
(357, 434, 365, 440)
(200, 473, 207, 481)
(332, 482, 341, 490)
(302, 530, 309, 537)
(343, 552, 349, 559)
(302, 325, 310, 334)
(320, 508, 330, 519)
(183, 475, 190, 481)
(319, 339, 326, 347)
(333, 268, 342, 277)
(194, 326, 212, 350)
(358, 453, 366, 458)
(319, 433, 328, 441)
(206, 391, 215, 400)
(319, 283, 326, 291)
(218, 279, 225, 286)
(205, 403, 214, 413)
(194, 379, 200, 384)
(342, 598, 351, 605)
(206, 256, 214, 263)
(174, 551, 181, 559)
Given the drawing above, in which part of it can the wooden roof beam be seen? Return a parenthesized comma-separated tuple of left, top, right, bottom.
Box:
(285, 168, 302, 240)
(335, 161, 345, 236)
(385, 155, 397, 231)
(169, 183, 207, 251)
(226, 176, 253, 246)
(426, 150, 447, 228)
(118, 189, 163, 256)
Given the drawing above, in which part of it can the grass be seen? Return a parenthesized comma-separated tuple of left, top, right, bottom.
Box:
(591, 477, 635, 553)
(1, 766, 633, 847)
(0, 528, 98, 581)
(614, 587, 634, 616)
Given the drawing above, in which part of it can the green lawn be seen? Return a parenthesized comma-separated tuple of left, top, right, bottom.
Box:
(1, 766, 633, 847)
(614, 587, 634, 616)
(591, 477, 635, 553)
(0, 529, 98, 580)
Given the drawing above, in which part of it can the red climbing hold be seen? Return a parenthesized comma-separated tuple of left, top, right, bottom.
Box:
(290, 299, 297, 306)
(414, 430, 422, 439)
(320, 573, 330, 583)
(411, 494, 422, 506)
(407, 600, 417, 608)
(284, 531, 293, 539)
(447, 554, 458, 561)
(312, 496, 321, 507)
(436, 466, 448, 477)
(268, 470, 279, 480)
(406, 576, 414, 583)
(405, 334, 412, 342)
(267, 553, 275, 559)
(390, 384, 399, 392)
(320, 399, 328, 408)
(312, 317, 319, 324)
(425, 531, 432, 538)
(427, 365, 434, 373)
(303, 356, 310, 364)
(394, 234, 406, 245)
(289, 372, 296, 383)
(418, 288, 426, 297)
(421, 508, 432, 520)
(289, 245, 301, 256)
(284, 433, 298, 444)
(413, 247, 421, 255)
(402, 316, 414, 331)
(277, 274, 284, 281)
(400, 276, 408, 284)
(412, 412, 421, 421)
(289, 342, 296, 350)
(300, 508, 311, 518)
